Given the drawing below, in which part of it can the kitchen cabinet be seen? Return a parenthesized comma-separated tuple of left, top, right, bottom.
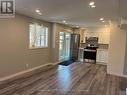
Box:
(81, 27, 110, 44)
(98, 31, 110, 44)
(78, 48, 108, 64)
(96, 49, 108, 64)
(78, 48, 84, 61)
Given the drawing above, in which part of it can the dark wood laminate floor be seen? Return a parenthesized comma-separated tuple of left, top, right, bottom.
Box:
(0, 62, 127, 95)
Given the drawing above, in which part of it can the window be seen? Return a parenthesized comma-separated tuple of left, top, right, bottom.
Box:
(29, 23, 48, 48)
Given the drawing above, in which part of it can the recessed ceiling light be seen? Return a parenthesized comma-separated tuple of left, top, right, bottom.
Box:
(89, 1, 95, 6)
(38, 12, 42, 15)
(76, 26, 79, 28)
(35, 9, 40, 13)
(91, 5, 96, 8)
(62, 20, 67, 24)
(102, 20, 105, 22)
(62, 20, 66, 23)
(100, 18, 104, 21)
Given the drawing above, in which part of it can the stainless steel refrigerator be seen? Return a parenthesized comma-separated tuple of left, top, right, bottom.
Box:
(70, 34, 80, 61)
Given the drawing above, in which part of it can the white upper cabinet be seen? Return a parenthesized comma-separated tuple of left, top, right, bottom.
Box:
(98, 28, 110, 44)
(81, 27, 110, 44)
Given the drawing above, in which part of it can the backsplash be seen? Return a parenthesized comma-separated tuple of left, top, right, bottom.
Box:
(80, 43, 109, 49)
(85, 37, 99, 47)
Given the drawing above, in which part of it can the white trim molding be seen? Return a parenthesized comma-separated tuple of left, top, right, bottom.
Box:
(0, 62, 58, 83)
(107, 72, 127, 78)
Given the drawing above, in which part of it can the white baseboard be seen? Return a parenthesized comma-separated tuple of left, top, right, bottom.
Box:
(107, 72, 127, 78)
(52, 61, 60, 65)
(0, 62, 58, 82)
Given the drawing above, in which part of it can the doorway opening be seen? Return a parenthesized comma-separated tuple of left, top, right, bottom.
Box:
(59, 32, 71, 62)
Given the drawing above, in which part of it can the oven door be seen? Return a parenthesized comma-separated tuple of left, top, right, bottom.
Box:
(84, 49, 97, 61)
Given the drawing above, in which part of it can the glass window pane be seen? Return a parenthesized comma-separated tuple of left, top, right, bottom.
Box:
(29, 23, 48, 48)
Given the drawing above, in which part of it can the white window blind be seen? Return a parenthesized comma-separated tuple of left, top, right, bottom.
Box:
(29, 23, 48, 48)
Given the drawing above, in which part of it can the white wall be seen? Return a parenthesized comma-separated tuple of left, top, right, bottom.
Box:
(0, 14, 74, 78)
(107, 23, 127, 76)
(1, 13, 127, 78)
(0, 14, 52, 78)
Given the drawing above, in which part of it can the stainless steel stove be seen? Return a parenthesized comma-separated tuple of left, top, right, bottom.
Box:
(84, 37, 99, 63)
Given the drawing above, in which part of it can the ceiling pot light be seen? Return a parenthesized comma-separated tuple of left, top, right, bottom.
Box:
(35, 9, 40, 13)
(38, 12, 42, 15)
(76, 26, 79, 28)
(91, 5, 96, 8)
(100, 18, 104, 21)
(89, 1, 95, 6)
(102, 20, 105, 22)
(62, 20, 66, 23)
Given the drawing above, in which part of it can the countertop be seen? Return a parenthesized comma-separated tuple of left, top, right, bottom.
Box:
(80, 43, 109, 50)
(79, 47, 108, 50)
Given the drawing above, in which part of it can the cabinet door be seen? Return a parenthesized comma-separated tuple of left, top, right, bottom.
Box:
(97, 50, 104, 63)
(97, 50, 108, 63)
(104, 50, 108, 63)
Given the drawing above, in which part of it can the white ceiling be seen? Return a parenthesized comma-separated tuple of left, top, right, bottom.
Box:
(15, 0, 127, 27)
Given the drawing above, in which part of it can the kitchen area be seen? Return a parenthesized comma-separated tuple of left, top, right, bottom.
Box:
(76, 26, 110, 65)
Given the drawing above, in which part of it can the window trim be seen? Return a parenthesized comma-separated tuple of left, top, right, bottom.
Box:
(28, 23, 49, 49)
(28, 46, 48, 50)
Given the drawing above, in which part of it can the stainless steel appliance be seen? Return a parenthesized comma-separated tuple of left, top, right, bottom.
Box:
(84, 47, 97, 63)
(85, 37, 99, 47)
(70, 34, 80, 61)
(84, 37, 99, 63)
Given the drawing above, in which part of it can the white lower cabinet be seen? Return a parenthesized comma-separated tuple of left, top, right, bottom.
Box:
(96, 49, 108, 64)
